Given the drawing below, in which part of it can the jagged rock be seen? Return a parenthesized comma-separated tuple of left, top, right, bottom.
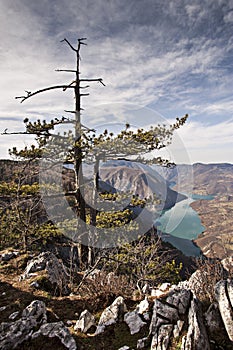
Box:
(32, 321, 77, 350)
(151, 324, 173, 350)
(95, 296, 127, 335)
(74, 309, 96, 333)
(137, 336, 150, 349)
(21, 251, 70, 295)
(166, 288, 191, 314)
(124, 311, 147, 335)
(187, 269, 207, 294)
(205, 303, 224, 333)
(215, 279, 233, 341)
(22, 252, 49, 276)
(8, 311, 20, 320)
(0, 300, 47, 350)
(136, 297, 149, 314)
(173, 320, 184, 338)
(181, 296, 210, 350)
(149, 288, 194, 350)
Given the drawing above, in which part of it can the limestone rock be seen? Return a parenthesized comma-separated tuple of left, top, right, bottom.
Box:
(124, 311, 146, 335)
(8, 311, 20, 321)
(204, 303, 224, 334)
(32, 321, 77, 350)
(173, 320, 184, 338)
(149, 288, 196, 350)
(0, 300, 47, 350)
(181, 296, 210, 350)
(151, 324, 173, 350)
(215, 279, 233, 341)
(21, 251, 70, 295)
(151, 283, 172, 298)
(118, 346, 130, 350)
(95, 296, 127, 334)
(137, 336, 150, 349)
(74, 309, 96, 333)
(136, 297, 149, 314)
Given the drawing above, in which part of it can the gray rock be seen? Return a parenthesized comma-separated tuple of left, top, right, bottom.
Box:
(136, 297, 149, 314)
(0, 300, 47, 350)
(215, 279, 233, 341)
(181, 296, 210, 350)
(149, 288, 192, 349)
(173, 320, 184, 338)
(32, 321, 77, 350)
(151, 324, 173, 350)
(21, 251, 70, 295)
(205, 303, 223, 334)
(74, 309, 96, 333)
(124, 311, 147, 335)
(95, 296, 127, 334)
(8, 311, 20, 321)
(137, 337, 150, 349)
(118, 346, 130, 350)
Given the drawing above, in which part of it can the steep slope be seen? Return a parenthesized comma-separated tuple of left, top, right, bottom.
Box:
(100, 162, 186, 210)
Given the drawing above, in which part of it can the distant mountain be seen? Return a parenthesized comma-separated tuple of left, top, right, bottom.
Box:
(100, 160, 186, 210)
(152, 162, 233, 196)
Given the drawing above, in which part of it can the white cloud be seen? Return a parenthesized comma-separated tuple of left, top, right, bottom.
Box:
(0, 0, 233, 163)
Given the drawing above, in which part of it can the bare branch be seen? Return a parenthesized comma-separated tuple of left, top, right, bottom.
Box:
(15, 85, 75, 103)
(55, 69, 76, 73)
(63, 80, 76, 91)
(61, 38, 77, 52)
(80, 78, 106, 86)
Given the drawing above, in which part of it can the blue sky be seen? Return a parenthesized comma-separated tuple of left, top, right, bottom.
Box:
(0, 0, 233, 163)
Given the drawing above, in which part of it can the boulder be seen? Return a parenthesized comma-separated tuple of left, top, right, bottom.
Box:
(124, 311, 147, 335)
(21, 251, 70, 295)
(74, 309, 96, 333)
(32, 321, 77, 350)
(0, 300, 47, 350)
(215, 279, 233, 341)
(95, 296, 127, 335)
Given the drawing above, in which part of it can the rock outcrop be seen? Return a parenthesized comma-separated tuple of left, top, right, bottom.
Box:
(0, 300, 77, 350)
(74, 309, 96, 333)
(21, 251, 70, 295)
(32, 321, 77, 350)
(95, 296, 127, 335)
(215, 279, 233, 341)
(0, 300, 47, 350)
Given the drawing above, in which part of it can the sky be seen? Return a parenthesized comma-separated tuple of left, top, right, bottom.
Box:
(0, 0, 233, 164)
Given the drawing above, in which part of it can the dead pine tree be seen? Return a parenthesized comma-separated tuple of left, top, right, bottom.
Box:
(13, 37, 105, 267)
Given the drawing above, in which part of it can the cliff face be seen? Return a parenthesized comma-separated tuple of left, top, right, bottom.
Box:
(100, 162, 186, 210)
